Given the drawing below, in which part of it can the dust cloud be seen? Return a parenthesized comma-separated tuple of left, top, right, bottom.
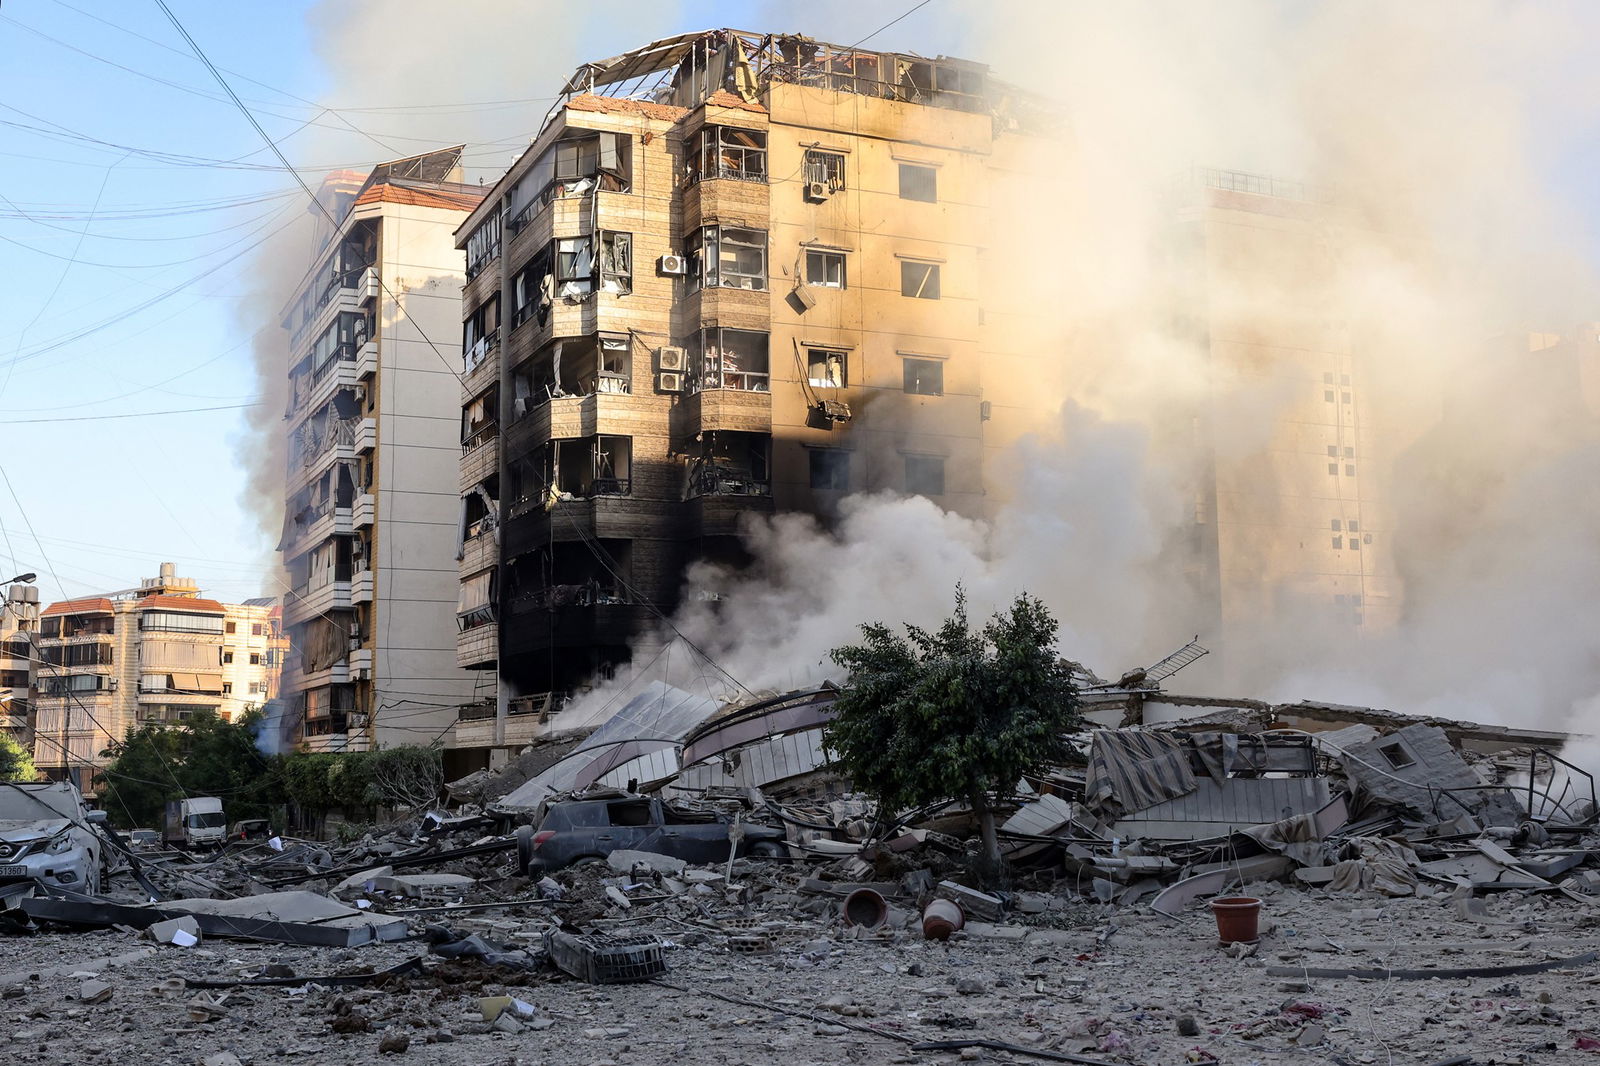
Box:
(573, 2, 1600, 747)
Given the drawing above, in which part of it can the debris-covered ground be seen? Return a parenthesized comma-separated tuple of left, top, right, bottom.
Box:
(6, 693, 1600, 1064)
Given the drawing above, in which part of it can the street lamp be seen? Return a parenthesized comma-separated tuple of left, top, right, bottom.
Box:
(3, 573, 36, 584)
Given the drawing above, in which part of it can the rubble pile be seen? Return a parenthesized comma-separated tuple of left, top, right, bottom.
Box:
(3, 698, 1599, 1063)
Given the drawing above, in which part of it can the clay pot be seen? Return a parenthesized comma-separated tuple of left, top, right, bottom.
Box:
(1210, 896, 1262, 945)
(922, 898, 966, 940)
(843, 888, 888, 928)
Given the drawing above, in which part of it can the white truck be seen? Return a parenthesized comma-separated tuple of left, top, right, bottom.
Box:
(163, 797, 225, 849)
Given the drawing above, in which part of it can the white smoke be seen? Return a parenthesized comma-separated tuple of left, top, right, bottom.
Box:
(570, 2, 1600, 745)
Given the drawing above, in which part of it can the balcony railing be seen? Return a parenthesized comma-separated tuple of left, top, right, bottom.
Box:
(304, 713, 349, 737)
(456, 603, 497, 631)
(457, 700, 496, 722)
(688, 468, 771, 500)
(461, 421, 499, 453)
(514, 584, 629, 609)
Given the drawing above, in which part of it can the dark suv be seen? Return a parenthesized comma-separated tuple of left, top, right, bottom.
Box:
(515, 793, 787, 874)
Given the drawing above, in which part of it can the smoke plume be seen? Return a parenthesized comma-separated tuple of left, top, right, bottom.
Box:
(572, 1, 1600, 748)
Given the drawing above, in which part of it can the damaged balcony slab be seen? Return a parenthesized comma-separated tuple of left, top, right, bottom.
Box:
(21, 889, 409, 947)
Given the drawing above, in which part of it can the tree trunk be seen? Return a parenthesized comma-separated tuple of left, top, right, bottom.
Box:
(973, 791, 1003, 888)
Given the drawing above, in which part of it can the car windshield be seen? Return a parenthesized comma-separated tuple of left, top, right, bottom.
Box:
(185, 812, 226, 829)
(0, 782, 78, 822)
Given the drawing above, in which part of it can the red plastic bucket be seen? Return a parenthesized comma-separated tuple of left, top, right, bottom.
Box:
(1210, 896, 1262, 946)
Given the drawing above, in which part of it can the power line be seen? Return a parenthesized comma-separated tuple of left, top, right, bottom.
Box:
(153, 0, 465, 390)
(4, 401, 262, 424)
(846, 0, 938, 50)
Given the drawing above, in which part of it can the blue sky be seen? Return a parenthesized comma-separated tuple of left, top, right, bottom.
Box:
(0, 0, 974, 605)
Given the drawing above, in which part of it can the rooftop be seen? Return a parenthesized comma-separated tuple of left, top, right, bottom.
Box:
(41, 597, 114, 617)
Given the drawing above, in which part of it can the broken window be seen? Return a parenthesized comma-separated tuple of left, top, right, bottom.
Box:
(804, 150, 845, 192)
(465, 214, 500, 279)
(692, 125, 767, 183)
(554, 236, 595, 297)
(809, 449, 850, 491)
(596, 131, 631, 191)
(898, 163, 937, 203)
(551, 435, 632, 498)
(686, 432, 771, 499)
(599, 231, 632, 295)
(607, 799, 653, 827)
(511, 245, 553, 330)
(461, 384, 499, 451)
(806, 249, 846, 289)
(904, 454, 946, 496)
(457, 568, 496, 630)
(511, 356, 555, 418)
(806, 348, 846, 388)
(900, 260, 941, 299)
(597, 334, 631, 394)
(462, 296, 501, 371)
(689, 328, 769, 392)
(902, 357, 944, 396)
(688, 225, 767, 292)
(462, 477, 498, 539)
(1378, 741, 1415, 769)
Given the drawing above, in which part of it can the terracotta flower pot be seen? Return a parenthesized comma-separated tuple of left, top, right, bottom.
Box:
(1210, 896, 1262, 946)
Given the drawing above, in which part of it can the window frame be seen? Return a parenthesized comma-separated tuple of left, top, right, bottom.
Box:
(904, 454, 946, 496)
(898, 163, 937, 203)
(806, 347, 847, 389)
(902, 357, 945, 396)
(805, 249, 847, 289)
(900, 260, 941, 299)
(809, 449, 850, 492)
(693, 125, 768, 183)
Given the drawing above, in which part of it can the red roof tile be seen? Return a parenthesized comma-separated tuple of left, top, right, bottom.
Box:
(566, 94, 690, 122)
(41, 597, 113, 617)
(705, 89, 767, 115)
(353, 183, 486, 212)
(136, 595, 224, 614)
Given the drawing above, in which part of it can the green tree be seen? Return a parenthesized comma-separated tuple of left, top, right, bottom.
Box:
(97, 711, 283, 829)
(0, 731, 37, 781)
(824, 588, 1081, 883)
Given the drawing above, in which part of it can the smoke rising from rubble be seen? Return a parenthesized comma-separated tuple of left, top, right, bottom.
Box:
(575, 2, 1600, 746)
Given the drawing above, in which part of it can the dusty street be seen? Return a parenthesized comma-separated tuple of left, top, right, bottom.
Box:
(5, 879, 1598, 1066)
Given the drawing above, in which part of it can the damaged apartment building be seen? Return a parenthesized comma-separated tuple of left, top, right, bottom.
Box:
(451, 29, 1045, 760)
(276, 149, 486, 760)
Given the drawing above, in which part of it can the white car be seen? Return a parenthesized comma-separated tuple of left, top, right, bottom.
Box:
(0, 781, 105, 895)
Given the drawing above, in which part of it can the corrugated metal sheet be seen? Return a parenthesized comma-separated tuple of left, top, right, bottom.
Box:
(1107, 776, 1331, 841)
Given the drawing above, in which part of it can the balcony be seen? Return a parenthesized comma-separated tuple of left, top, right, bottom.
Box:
(355, 338, 378, 379)
(279, 656, 351, 694)
(671, 388, 771, 444)
(354, 417, 377, 454)
(460, 434, 499, 491)
(360, 267, 380, 302)
(456, 620, 496, 669)
(352, 492, 376, 529)
(463, 329, 500, 377)
(289, 347, 359, 421)
(347, 648, 373, 679)
(281, 501, 353, 560)
(288, 417, 360, 491)
(351, 569, 374, 604)
(459, 530, 496, 574)
(282, 577, 352, 626)
(292, 272, 368, 357)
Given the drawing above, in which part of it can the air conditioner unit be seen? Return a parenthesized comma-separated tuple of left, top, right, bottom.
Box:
(657, 345, 685, 371)
(805, 181, 831, 202)
(817, 399, 853, 423)
(657, 253, 687, 275)
(658, 371, 684, 393)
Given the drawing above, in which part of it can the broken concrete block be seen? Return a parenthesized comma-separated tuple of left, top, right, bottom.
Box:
(78, 979, 112, 1004)
(935, 880, 1004, 921)
(478, 996, 537, 1023)
(961, 921, 1028, 942)
(377, 1032, 410, 1054)
(146, 916, 202, 947)
(606, 849, 687, 875)
(604, 885, 632, 910)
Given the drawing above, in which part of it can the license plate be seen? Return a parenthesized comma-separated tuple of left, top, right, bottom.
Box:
(0, 866, 26, 879)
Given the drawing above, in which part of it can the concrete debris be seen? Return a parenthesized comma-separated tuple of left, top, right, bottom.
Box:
(6, 684, 1597, 1064)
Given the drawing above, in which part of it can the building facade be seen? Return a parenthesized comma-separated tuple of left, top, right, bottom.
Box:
(450, 30, 1026, 762)
(276, 148, 488, 756)
(29, 564, 284, 792)
(1, 582, 41, 756)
